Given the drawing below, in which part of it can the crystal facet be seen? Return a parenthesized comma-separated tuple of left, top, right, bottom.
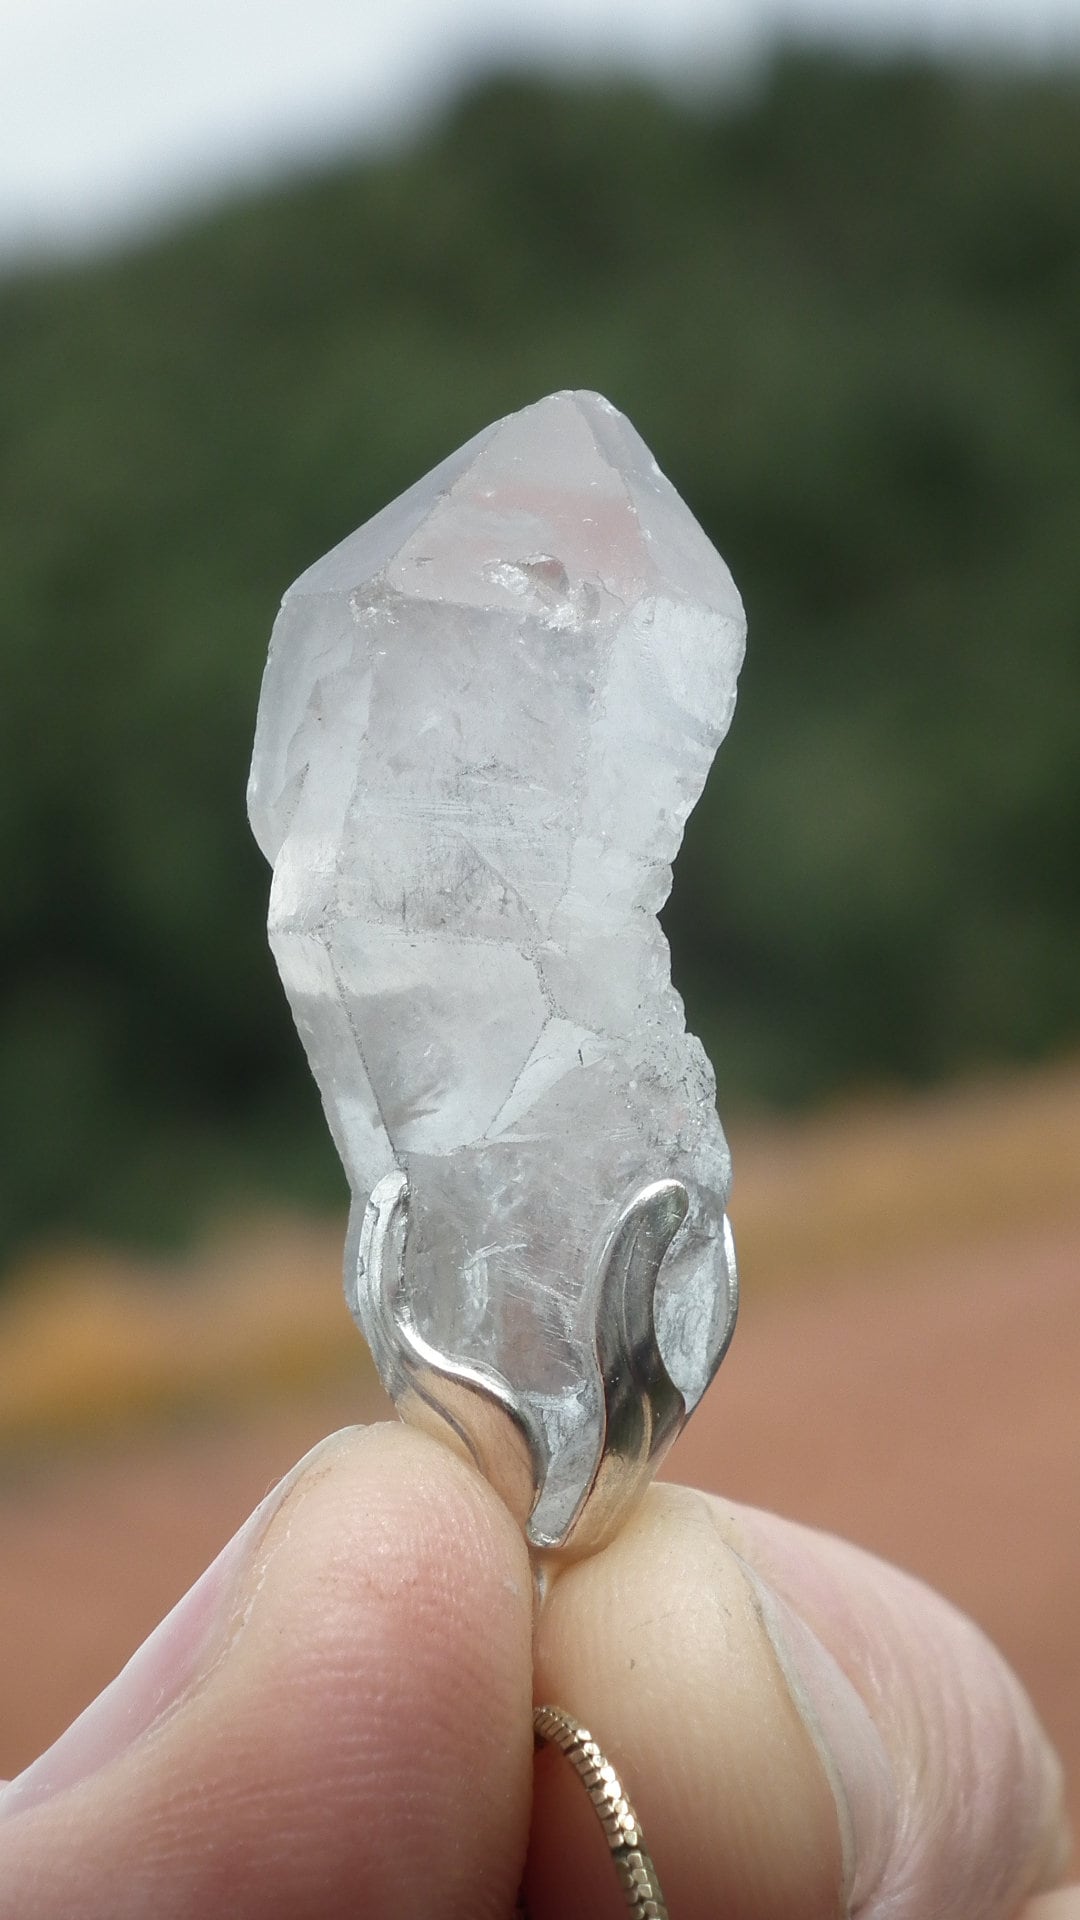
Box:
(249, 391, 746, 1548)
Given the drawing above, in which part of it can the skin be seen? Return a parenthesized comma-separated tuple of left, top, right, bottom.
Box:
(0, 1423, 1074, 1920)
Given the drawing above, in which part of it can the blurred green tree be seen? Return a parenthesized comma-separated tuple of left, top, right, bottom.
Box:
(1, 52, 1078, 1262)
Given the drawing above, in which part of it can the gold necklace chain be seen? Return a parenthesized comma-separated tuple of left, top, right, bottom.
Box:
(517, 1704, 669, 1917)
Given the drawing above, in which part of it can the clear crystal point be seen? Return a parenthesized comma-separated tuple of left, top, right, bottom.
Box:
(249, 391, 745, 1546)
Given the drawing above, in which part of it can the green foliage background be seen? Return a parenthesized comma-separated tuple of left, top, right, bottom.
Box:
(2, 52, 1078, 1261)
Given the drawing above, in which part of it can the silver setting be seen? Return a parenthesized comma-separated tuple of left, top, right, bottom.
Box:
(349, 1171, 547, 1534)
(350, 1169, 738, 1557)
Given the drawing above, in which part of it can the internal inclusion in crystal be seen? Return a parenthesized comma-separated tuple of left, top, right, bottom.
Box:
(248, 391, 746, 1544)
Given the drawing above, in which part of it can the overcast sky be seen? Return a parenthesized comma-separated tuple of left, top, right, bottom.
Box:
(3, 0, 1079, 260)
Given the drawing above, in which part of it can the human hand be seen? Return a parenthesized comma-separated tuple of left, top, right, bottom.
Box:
(0, 1425, 1073, 1919)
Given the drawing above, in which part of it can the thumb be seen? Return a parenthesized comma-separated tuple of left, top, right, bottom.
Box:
(527, 1485, 1072, 1919)
(0, 1425, 534, 1920)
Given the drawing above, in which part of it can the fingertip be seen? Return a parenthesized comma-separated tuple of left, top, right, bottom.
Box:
(1019, 1895, 1080, 1920)
(218, 1421, 536, 1915)
(722, 1501, 1071, 1919)
(527, 1482, 1070, 1920)
(527, 1483, 845, 1919)
(0, 1423, 535, 1920)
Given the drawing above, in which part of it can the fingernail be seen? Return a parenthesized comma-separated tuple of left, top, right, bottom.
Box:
(737, 1559, 896, 1913)
(0, 1429, 356, 1820)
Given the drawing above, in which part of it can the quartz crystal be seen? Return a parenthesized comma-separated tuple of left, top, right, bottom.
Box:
(248, 391, 746, 1548)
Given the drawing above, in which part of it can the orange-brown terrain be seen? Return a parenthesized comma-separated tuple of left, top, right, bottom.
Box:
(1, 1060, 1078, 1836)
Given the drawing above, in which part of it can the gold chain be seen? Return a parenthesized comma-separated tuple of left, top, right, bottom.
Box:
(517, 1704, 669, 1917)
